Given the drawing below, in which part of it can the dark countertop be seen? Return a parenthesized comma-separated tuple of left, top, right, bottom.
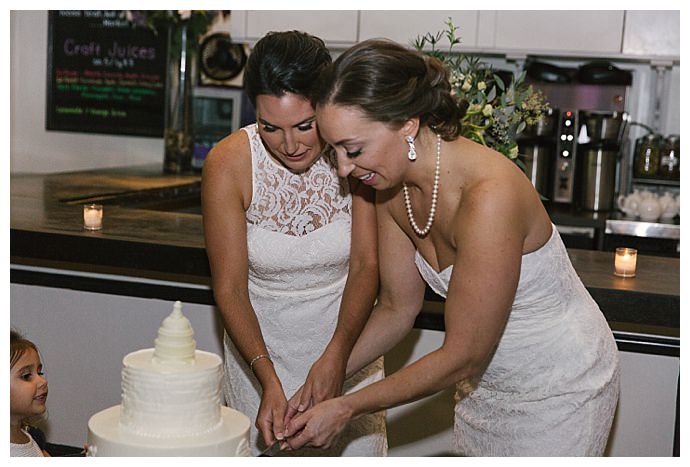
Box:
(11, 165, 204, 248)
(10, 164, 679, 354)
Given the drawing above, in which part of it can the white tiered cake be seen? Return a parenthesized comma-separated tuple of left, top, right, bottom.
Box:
(87, 301, 250, 456)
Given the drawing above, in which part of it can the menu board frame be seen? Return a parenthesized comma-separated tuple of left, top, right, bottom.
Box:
(45, 10, 168, 137)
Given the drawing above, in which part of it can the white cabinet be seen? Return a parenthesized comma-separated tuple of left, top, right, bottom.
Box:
(484, 10, 624, 54)
(229, 10, 678, 60)
(359, 11, 479, 49)
(622, 10, 680, 57)
(229, 10, 359, 46)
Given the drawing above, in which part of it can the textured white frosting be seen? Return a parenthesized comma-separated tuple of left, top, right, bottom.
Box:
(153, 300, 196, 364)
(119, 349, 223, 437)
(119, 302, 222, 438)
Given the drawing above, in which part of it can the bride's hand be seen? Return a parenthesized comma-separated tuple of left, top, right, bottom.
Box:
(284, 385, 305, 427)
(283, 396, 353, 450)
(284, 351, 347, 427)
(256, 384, 288, 446)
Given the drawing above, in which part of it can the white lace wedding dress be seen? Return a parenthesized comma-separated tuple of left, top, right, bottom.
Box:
(222, 124, 387, 457)
(415, 225, 620, 456)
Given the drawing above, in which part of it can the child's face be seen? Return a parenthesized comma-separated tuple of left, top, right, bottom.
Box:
(10, 348, 48, 422)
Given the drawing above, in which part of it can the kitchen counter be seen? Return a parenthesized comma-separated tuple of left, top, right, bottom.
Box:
(545, 202, 681, 257)
(11, 164, 680, 355)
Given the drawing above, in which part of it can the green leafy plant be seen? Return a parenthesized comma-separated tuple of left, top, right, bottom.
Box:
(414, 19, 551, 170)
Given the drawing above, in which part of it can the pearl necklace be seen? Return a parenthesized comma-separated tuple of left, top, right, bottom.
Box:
(403, 134, 442, 237)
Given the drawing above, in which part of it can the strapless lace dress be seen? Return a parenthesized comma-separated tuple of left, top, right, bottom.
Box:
(415, 225, 620, 456)
(222, 124, 387, 456)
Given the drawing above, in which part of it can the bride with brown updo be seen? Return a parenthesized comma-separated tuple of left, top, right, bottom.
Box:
(283, 39, 620, 456)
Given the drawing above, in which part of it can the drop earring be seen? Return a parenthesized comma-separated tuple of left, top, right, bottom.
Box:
(406, 136, 417, 161)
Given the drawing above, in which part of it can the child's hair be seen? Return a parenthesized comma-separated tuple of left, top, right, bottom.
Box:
(10, 330, 38, 369)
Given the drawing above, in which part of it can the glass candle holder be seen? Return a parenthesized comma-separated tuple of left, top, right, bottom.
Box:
(83, 204, 103, 230)
(614, 247, 637, 278)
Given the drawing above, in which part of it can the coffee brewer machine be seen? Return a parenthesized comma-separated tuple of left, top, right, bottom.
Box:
(524, 61, 632, 211)
(575, 110, 629, 211)
(518, 108, 557, 197)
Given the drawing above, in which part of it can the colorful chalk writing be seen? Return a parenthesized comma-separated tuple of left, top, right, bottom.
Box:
(46, 10, 167, 137)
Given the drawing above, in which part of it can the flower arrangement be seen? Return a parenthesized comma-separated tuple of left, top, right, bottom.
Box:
(414, 19, 551, 168)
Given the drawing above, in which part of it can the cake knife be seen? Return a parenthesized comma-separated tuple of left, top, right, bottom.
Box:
(259, 442, 283, 457)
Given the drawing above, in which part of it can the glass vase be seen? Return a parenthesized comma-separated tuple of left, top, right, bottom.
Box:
(163, 21, 197, 174)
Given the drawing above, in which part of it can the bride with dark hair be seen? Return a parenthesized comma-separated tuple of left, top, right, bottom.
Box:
(202, 31, 387, 456)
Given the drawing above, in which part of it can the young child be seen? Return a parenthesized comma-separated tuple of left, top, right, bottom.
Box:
(10, 330, 50, 457)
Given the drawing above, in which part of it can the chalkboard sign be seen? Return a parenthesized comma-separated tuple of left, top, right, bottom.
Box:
(46, 10, 168, 137)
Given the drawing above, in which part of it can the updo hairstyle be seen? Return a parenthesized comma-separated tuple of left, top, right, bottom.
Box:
(316, 39, 467, 141)
(244, 30, 332, 108)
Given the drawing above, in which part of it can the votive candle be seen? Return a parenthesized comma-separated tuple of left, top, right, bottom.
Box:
(614, 247, 637, 278)
(83, 204, 103, 230)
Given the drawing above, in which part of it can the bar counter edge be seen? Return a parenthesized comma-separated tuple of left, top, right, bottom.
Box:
(10, 165, 680, 357)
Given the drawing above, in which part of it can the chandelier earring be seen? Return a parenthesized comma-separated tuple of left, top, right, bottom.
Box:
(406, 136, 417, 161)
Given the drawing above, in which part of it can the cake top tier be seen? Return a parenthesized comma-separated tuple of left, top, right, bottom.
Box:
(153, 301, 196, 365)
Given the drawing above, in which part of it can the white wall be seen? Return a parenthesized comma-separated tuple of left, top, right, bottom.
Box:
(10, 11, 163, 174)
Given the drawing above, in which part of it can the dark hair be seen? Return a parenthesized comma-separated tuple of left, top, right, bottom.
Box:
(10, 330, 38, 369)
(243, 30, 332, 107)
(316, 39, 467, 140)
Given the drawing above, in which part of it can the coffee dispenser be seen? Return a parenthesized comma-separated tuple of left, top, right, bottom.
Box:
(575, 111, 628, 211)
(518, 108, 557, 197)
(524, 60, 633, 210)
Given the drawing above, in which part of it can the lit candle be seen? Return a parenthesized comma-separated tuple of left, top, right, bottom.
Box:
(614, 247, 637, 278)
(83, 204, 103, 230)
